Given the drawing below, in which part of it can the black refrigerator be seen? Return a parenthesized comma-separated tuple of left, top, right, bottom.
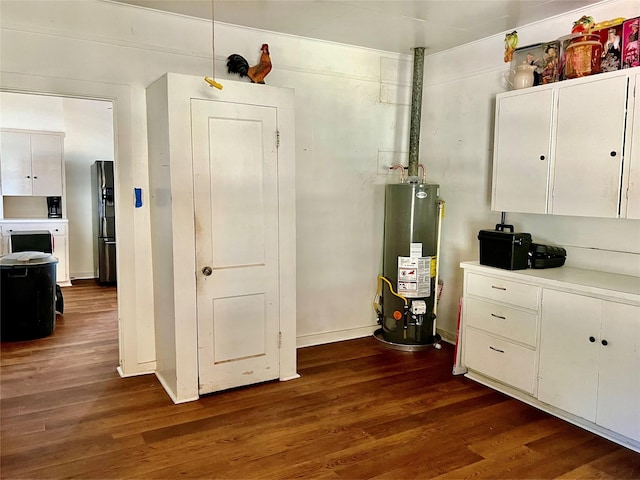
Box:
(91, 161, 117, 284)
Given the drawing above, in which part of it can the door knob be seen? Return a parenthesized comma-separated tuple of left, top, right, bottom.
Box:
(202, 266, 213, 276)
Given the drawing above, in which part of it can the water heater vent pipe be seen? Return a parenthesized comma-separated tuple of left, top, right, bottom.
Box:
(408, 47, 426, 179)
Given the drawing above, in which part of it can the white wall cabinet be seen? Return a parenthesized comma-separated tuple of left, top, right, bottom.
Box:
(539, 289, 640, 443)
(459, 262, 640, 453)
(0, 130, 64, 197)
(491, 67, 639, 218)
(624, 73, 640, 219)
(552, 75, 628, 217)
(492, 89, 554, 214)
(0, 220, 70, 286)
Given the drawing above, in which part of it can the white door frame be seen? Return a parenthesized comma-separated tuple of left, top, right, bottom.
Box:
(0, 72, 156, 377)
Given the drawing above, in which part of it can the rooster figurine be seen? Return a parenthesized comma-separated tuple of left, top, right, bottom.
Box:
(227, 44, 272, 84)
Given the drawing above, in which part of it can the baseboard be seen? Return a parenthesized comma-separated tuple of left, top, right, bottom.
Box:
(155, 371, 199, 404)
(70, 272, 96, 280)
(296, 325, 456, 349)
(296, 324, 378, 348)
(117, 364, 155, 378)
(437, 328, 456, 345)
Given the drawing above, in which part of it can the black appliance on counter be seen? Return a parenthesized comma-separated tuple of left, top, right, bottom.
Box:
(10, 230, 53, 254)
(478, 223, 566, 270)
(91, 160, 117, 285)
(47, 196, 62, 218)
(478, 224, 531, 270)
(529, 243, 567, 269)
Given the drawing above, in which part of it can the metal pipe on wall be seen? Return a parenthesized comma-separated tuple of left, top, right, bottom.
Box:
(408, 47, 426, 179)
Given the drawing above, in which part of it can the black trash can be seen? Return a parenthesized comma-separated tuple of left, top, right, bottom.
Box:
(1, 252, 58, 341)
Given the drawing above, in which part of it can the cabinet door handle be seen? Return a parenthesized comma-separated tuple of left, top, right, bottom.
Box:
(491, 313, 506, 319)
(589, 336, 596, 343)
(601, 339, 608, 346)
(489, 346, 505, 353)
(26, 175, 31, 179)
(610, 151, 617, 157)
(539, 155, 545, 160)
(491, 285, 506, 290)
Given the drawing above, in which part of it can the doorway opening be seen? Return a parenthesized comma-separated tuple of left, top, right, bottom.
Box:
(0, 92, 118, 308)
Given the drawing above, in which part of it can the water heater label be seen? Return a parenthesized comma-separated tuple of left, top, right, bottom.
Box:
(410, 243, 422, 258)
(398, 256, 431, 297)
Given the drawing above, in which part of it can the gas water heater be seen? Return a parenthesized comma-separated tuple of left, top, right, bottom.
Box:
(375, 182, 442, 350)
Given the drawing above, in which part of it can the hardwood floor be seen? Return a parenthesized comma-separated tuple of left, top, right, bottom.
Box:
(1, 281, 639, 479)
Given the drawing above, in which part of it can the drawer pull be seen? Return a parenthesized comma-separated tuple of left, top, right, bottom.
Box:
(489, 346, 505, 353)
(490, 313, 506, 320)
(491, 285, 507, 291)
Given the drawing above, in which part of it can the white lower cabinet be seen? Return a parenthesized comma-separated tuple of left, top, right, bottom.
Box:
(462, 272, 540, 395)
(0, 220, 70, 285)
(464, 328, 537, 394)
(539, 290, 640, 442)
(460, 262, 640, 452)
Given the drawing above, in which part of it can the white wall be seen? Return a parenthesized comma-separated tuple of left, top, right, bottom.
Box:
(63, 97, 115, 279)
(0, 0, 416, 376)
(0, 93, 114, 279)
(1, 0, 638, 378)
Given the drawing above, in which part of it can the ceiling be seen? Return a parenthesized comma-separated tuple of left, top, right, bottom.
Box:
(112, 0, 601, 55)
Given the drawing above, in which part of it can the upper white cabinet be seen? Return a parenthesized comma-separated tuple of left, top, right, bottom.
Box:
(493, 89, 554, 214)
(552, 75, 627, 217)
(0, 129, 64, 197)
(492, 67, 639, 218)
(624, 73, 640, 219)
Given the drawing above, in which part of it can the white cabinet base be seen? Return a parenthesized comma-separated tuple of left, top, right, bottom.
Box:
(0, 220, 70, 285)
(459, 261, 640, 453)
(465, 371, 640, 453)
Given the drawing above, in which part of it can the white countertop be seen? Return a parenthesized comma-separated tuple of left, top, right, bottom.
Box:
(461, 261, 640, 304)
(1, 218, 68, 223)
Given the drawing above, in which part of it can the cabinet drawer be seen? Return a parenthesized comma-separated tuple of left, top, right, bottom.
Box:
(464, 328, 536, 394)
(466, 272, 539, 310)
(465, 297, 537, 346)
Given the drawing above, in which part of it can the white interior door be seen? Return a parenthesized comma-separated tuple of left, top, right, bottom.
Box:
(192, 99, 280, 395)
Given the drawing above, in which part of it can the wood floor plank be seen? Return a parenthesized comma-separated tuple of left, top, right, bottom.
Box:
(2, 280, 639, 479)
